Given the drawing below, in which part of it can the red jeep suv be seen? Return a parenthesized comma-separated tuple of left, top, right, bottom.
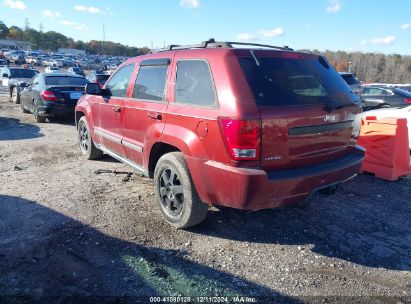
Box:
(75, 39, 364, 228)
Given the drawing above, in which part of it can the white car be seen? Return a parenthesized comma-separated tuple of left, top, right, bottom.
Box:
(363, 106, 411, 149)
(44, 66, 61, 73)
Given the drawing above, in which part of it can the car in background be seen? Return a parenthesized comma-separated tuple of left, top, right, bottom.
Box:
(19, 73, 89, 123)
(68, 67, 85, 77)
(45, 66, 61, 73)
(26, 56, 42, 66)
(364, 83, 411, 93)
(9, 53, 26, 65)
(43, 59, 63, 67)
(339, 72, 361, 95)
(86, 70, 110, 87)
(0, 66, 38, 104)
(363, 106, 411, 150)
(361, 85, 411, 109)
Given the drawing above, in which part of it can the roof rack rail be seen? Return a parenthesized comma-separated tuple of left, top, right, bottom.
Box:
(153, 38, 293, 52)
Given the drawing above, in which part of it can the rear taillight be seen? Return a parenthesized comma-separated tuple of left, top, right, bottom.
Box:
(218, 118, 261, 161)
(40, 90, 58, 101)
(405, 98, 411, 104)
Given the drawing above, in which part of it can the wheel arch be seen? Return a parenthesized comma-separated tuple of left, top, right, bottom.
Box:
(147, 142, 180, 178)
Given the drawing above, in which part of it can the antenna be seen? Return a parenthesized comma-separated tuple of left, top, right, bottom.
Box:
(39, 23, 44, 33)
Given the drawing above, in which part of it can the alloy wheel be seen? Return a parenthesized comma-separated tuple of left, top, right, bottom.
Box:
(79, 122, 90, 153)
(158, 168, 184, 217)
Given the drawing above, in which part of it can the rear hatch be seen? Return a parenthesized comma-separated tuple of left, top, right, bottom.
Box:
(236, 50, 362, 171)
(48, 86, 85, 103)
(45, 75, 88, 103)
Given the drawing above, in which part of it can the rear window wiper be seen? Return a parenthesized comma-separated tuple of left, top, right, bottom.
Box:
(250, 50, 261, 66)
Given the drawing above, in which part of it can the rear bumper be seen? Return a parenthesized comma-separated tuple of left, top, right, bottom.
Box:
(189, 147, 365, 210)
(37, 102, 76, 117)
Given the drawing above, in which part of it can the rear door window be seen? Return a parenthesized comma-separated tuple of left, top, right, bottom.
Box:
(175, 60, 217, 107)
(238, 54, 356, 107)
(105, 64, 135, 97)
(132, 65, 168, 101)
(362, 88, 385, 96)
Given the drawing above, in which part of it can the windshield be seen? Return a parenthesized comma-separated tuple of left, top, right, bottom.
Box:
(72, 68, 82, 72)
(238, 54, 358, 107)
(45, 76, 88, 86)
(10, 69, 37, 79)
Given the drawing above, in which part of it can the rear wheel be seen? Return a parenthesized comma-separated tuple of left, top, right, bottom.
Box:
(20, 100, 29, 113)
(78, 116, 103, 160)
(34, 103, 46, 123)
(154, 152, 208, 229)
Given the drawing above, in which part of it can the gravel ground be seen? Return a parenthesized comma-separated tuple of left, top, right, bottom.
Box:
(0, 93, 410, 304)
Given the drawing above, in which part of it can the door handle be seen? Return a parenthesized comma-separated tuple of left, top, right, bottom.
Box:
(112, 106, 121, 113)
(147, 112, 162, 120)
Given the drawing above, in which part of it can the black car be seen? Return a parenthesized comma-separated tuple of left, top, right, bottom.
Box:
(339, 72, 361, 95)
(19, 73, 89, 123)
(86, 70, 110, 87)
(0, 67, 38, 104)
(361, 86, 411, 109)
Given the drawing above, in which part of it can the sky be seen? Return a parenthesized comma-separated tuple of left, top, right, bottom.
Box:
(1, 0, 411, 54)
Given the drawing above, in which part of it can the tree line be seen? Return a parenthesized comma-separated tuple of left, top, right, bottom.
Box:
(0, 20, 150, 57)
(310, 49, 410, 84)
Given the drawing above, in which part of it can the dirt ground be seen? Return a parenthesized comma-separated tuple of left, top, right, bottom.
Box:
(0, 92, 410, 304)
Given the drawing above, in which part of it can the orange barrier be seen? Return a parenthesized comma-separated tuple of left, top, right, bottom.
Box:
(357, 116, 411, 181)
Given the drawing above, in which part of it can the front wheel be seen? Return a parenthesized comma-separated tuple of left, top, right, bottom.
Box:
(154, 152, 208, 229)
(11, 87, 20, 104)
(77, 116, 103, 160)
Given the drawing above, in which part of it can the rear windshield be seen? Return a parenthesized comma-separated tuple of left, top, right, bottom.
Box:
(238, 54, 357, 107)
(341, 74, 360, 85)
(96, 74, 110, 83)
(394, 88, 411, 97)
(45, 76, 88, 86)
(10, 69, 37, 78)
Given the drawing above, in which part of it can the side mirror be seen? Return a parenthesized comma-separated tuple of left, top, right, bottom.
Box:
(85, 83, 102, 95)
(19, 82, 28, 88)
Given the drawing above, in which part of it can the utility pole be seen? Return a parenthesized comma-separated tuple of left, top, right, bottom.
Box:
(24, 18, 30, 30)
(38, 23, 44, 51)
(102, 23, 105, 55)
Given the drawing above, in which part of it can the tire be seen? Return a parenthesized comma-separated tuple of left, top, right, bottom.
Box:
(154, 152, 208, 229)
(11, 87, 20, 104)
(77, 116, 103, 160)
(20, 100, 29, 113)
(33, 103, 46, 123)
